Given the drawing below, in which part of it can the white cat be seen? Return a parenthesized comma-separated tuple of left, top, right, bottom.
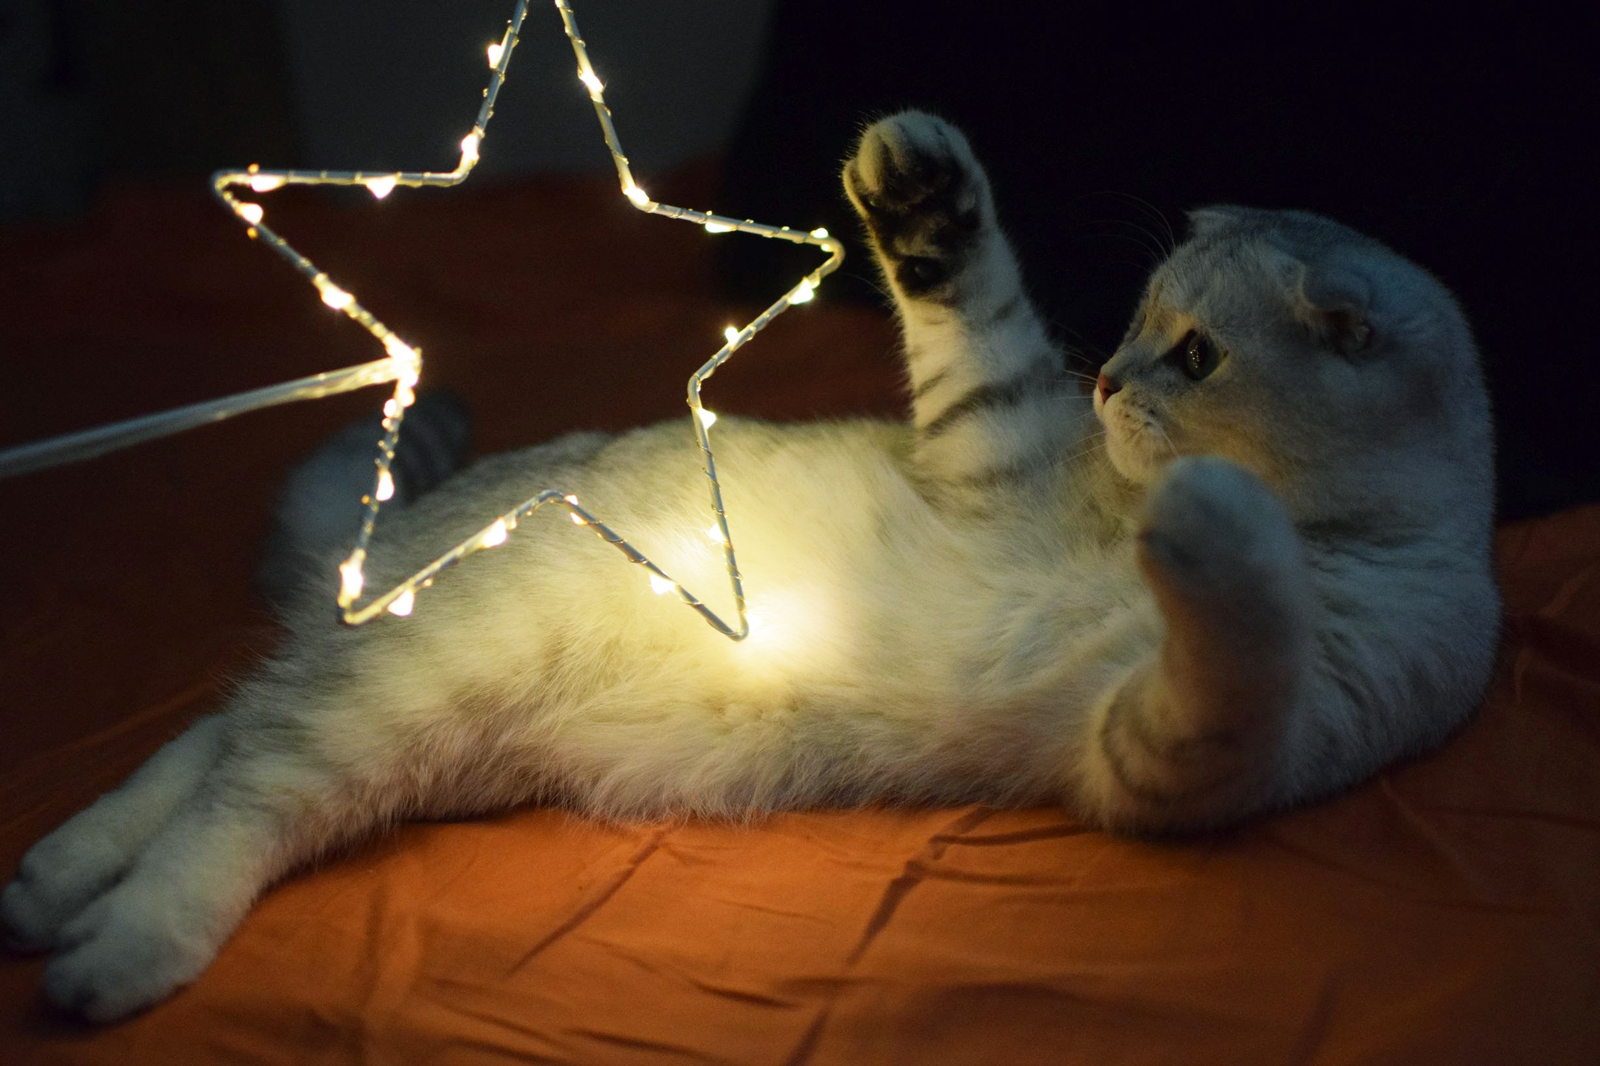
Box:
(1, 112, 1499, 1022)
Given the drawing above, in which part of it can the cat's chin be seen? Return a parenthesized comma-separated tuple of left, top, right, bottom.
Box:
(1104, 431, 1172, 486)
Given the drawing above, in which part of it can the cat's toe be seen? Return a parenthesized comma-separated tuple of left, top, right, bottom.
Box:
(2, 875, 55, 953)
(43, 885, 213, 1023)
(2, 824, 129, 953)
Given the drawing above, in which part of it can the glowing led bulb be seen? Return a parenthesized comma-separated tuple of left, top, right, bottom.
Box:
(339, 560, 364, 601)
(249, 175, 284, 193)
(705, 523, 726, 544)
(696, 407, 718, 429)
(459, 133, 481, 168)
(387, 589, 415, 616)
(565, 494, 586, 524)
(649, 574, 676, 596)
(723, 326, 740, 346)
(235, 202, 264, 225)
(810, 227, 829, 239)
(384, 335, 417, 364)
(578, 69, 604, 94)
(623, 184, 649, 207)
(791, 279, 815, 304)
(375, 469, 395, 501)
(487, 42, 504, 68)
(316, 278, 353, 310)
(482, 518, 509, 547)
(366, 176, 397, 199)
(704, 221, 733, 233)
(384, 337, 421, 391)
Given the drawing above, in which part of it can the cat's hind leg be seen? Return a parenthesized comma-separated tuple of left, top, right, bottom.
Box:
(31, 647, 531, 1023)
(33, 699, 390, 1023)
(2, 714, 226, 952)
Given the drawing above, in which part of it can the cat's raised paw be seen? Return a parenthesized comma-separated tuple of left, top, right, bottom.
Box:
(843, 111, 991, 296)
(1137, 456, 1300, 600)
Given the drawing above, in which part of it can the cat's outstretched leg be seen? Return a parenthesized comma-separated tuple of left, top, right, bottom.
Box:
(843, 111, 1090, 495)
(31, 703, 387, 1023)
(2, 715, 226, 952)
(1080, 456, 1318, 831)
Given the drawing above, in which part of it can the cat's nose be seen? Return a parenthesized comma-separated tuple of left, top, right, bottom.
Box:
(1096, 372, 1122, 405)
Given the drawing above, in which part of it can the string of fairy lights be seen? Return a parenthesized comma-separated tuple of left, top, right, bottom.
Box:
(0, 0, 843, 640)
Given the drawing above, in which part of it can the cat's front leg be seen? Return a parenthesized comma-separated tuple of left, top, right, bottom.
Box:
(1082, 456, 1318, 832)
(843, 112, 1087, 492)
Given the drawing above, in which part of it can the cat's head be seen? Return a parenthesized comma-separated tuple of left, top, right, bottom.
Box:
(1095, 206, 1491, 522)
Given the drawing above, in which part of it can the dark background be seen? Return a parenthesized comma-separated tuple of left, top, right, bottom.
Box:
(2, 1, 1597, 520)
(716, 4, 1600, 520)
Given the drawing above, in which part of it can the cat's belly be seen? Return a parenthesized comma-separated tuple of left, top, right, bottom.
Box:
(273, 417, 1155, 815)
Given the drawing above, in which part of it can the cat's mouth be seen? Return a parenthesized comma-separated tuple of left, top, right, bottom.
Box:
(1099, 400, 1177, 484)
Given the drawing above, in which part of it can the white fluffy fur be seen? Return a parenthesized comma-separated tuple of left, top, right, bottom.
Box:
(2, 113, 1498, 1021)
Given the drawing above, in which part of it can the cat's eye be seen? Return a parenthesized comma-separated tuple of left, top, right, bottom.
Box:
(1178, 330, 1224, 381)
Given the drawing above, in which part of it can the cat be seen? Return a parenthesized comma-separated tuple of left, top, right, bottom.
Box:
(2, 111, 1499, 1022)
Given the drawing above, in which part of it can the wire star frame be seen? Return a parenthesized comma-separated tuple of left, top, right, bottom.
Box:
(0, 0, 843, 640)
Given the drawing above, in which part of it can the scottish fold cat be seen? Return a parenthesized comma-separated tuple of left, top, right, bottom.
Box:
(2, 112, 1498, 1021)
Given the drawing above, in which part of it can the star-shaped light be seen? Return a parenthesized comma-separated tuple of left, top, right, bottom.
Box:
(169, 1, 846, 638)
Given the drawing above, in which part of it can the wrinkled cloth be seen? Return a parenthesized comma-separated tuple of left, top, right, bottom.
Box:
(2, 174, 1596, 1065)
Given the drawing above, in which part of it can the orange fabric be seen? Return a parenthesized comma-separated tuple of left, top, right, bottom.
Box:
(2, 172, 1598, 1064)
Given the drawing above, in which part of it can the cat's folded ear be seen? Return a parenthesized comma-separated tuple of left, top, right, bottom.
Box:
(1191, 206, 1377, 356)
(1260, 242, 1375, 357)
(1294, 258, 1374, 357)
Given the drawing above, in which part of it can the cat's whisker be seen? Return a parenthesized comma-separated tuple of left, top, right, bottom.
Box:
(1091, 226, 1166, 270)
(1059, 433, 1108, 468)
(1151, 423, 1179, 459)
(1100, 191, 1177, 256)
(1122, 222, 1170, 265)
